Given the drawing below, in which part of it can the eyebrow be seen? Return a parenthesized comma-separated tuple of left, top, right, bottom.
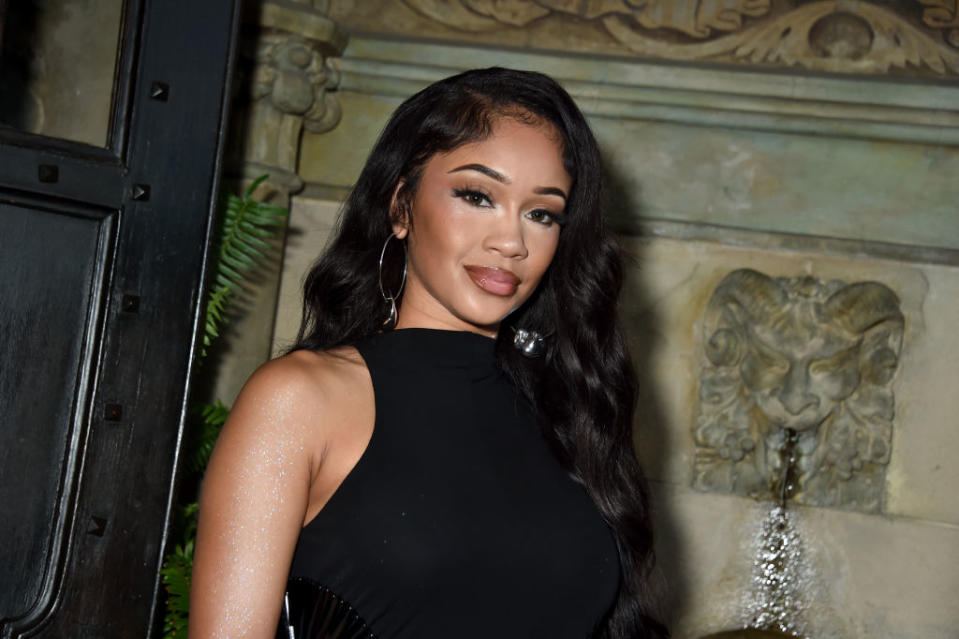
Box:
(448, 163, 567, 201)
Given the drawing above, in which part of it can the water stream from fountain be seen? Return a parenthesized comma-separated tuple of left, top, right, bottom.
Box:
(742, 428, 810, 638)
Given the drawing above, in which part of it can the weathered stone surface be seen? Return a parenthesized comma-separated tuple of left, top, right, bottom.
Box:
(693, 269, 903, 513)
(300, 38, 959, 250)
(271, 197, 341, 356)
(654, 487, 959, 639)
(622, 234, 959, 527)
(329, 0, 959, 77)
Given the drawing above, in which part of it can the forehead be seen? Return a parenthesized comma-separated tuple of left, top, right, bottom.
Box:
(424, 118, 570, 185)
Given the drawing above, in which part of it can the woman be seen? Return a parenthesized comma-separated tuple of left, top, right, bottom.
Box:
(191, 67, 666, 638)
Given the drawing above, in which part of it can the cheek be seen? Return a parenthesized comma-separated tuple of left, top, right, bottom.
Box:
(526, 232, 560, 280)
(408, 211, 470, 270)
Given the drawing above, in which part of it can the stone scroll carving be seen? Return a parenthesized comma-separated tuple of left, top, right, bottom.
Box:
(693, 269, 904, 513)
(399, 0, 959, 76)
(232, 0, 348, 197)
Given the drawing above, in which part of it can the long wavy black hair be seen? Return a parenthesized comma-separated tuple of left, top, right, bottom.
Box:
(292, 67, 666, 638)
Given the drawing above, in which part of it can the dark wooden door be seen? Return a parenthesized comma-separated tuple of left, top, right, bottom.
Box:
(0, 1, 240, 636)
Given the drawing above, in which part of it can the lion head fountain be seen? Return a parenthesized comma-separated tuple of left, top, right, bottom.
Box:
(694, 268, 903, 513)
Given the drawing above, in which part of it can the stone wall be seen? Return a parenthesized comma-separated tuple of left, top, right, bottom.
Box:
(276, 6, 959, 636)
(625, 234, 959, 637)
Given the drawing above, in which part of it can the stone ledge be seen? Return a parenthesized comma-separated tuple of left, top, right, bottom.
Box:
(631, 218, 959, 267)
(333, 36, 959, 146)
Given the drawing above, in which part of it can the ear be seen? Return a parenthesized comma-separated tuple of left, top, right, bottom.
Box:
(389, 180, 410, 240)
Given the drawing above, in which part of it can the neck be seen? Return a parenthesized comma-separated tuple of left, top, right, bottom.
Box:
(394, 309, 499, 339)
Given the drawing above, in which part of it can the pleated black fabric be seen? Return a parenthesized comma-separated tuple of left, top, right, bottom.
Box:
(285, 328, 620, 638)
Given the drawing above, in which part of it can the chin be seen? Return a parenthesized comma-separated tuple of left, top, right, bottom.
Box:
(454, 305, 513, 333)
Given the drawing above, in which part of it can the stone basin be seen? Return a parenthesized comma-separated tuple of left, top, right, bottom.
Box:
(700, 630, 801, 639)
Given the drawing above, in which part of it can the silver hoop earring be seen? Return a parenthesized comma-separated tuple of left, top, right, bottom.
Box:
(378, 232, 407, 328)
(512, 327, 546, 358)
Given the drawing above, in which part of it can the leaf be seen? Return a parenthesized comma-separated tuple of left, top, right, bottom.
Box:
(183, 400, 231, 473)
(201, 174, 287, 361)
(160, 504, 199, 638)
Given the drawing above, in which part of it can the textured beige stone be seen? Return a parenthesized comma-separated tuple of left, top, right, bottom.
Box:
(299, 90, 399, 188)
(301, 41, 959, 249)
(884, 264, 959, 524)
(623, 235, 959, 524)
(328, 0, 959, 78)
(261, 0, 347, 52)
(653, 486, 959, 638)
(272, 197, 341, 356)
(595, 118, 959, 250)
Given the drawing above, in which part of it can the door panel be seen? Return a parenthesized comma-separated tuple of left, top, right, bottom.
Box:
(0, 0, 241, 636)
(0, 199, 116, 624)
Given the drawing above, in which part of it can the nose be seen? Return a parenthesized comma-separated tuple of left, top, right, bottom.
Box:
(484, 210, 528, 259)
(777, 363, 819, 416)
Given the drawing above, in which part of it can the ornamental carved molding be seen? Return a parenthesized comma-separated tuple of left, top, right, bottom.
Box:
(335, 0, 959, 76)
(693, 269, 904, 513)
(231, 0, 348, 196)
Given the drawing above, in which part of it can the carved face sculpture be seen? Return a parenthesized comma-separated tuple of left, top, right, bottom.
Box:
(694, 269, 904, 512)
(739, 297, 862, 432)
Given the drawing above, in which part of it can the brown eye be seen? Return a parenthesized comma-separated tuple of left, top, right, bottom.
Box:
(453, 188, 492, 207)
(526, 208, 566, 227)
(526, 209, 553, 226)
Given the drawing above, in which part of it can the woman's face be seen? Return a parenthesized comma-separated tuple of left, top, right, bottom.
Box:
(392, 117, 570, 336)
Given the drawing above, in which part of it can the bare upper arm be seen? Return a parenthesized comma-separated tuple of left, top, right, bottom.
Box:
(189, 347, 370, 638)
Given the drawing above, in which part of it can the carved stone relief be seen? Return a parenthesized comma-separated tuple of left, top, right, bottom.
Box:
(329, 0, 959, 76)
(231, 0, 348, 196)
(693, 269, 904, 513)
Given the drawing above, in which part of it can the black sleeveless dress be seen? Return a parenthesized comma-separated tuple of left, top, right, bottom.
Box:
(281, 328, 620, 638)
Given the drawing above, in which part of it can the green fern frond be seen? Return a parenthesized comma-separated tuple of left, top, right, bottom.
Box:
(160, 503, 199, 638)
(200, 175, 287, 359)
(182, 400, 230, 473)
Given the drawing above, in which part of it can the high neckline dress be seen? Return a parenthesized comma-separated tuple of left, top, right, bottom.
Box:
(282, 328, 620, 639)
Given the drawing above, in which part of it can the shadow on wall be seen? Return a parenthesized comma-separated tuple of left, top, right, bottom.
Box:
(604, 157, 690, 627)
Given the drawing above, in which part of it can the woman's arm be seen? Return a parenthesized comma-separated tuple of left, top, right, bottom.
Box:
(189, 353, 326, 638)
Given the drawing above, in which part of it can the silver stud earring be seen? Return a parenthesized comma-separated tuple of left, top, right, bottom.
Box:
(512, 327, 546, 358)
(378, 232, 407, 328)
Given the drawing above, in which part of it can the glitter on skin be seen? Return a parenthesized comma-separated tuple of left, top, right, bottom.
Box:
(197, 384, 310, 638)
(191, 348, 372, 638)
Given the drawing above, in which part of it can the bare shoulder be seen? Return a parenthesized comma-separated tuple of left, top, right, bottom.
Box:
(219, 346, 372, 457)
(276, 346, 369, 392)
(193, 348, 372, 636)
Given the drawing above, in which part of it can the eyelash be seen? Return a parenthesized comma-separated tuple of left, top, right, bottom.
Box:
(451, 188, 566, 228)
(453, 187, 492, 208)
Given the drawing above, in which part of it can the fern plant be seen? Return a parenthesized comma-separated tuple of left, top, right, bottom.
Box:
(203, 174, 288, 358)
(160, 175, 287, 637)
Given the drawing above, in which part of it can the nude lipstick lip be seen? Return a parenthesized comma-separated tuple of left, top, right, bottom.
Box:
(464, 265, 520, 296)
